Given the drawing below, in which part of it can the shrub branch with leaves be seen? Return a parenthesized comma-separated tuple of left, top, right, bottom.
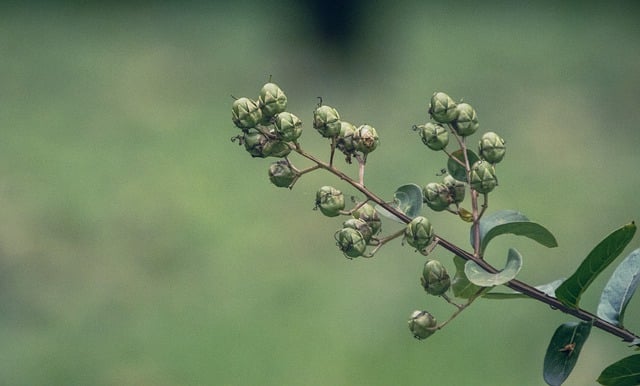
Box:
(230, 80, 640, 386)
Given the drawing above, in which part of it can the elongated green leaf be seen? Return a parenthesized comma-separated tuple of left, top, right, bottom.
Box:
(375, 183, 423, 223)
(447, 149, 480, 182)
(598, 354, 640, 386)
(543, 321, 592, 386)
(483, 279, 564, 300)
(451, 255, 483, 298)
(471, 210, 558, 255)
(464, 248, 523, 287)
(597, 248, 640, 327)
(555, 222, 637, 309)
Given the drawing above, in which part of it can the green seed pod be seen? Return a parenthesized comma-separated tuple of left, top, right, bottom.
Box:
(354, 124, 379, 154)
(232, 97, 263, 129)
(274, 112, 303, 142)
(352, 203, 382, 235)
(268, 160, 297, 188)
(266, 141, 292, 158)
(258, 82, 287, 118)
(469, 160, 498, 194)
(421, 259, 451, 296)
(313, 105, 341, 138)
(343, 218, 373, 243)
(336, 121, 357, 155)
(242, 131, 271, 157)
(423, 182, 450, 212)
(315, 186, 345, 217)
(452, 102, 479, 137)
(429, 92, 458, 123)
(242, 131, 292, 158)
(442, 174, 465, 204)
(404, 216, 434, 250)
(478, 131, 506, 164)
(408, 310, 437, 340)
(417, 122, 449, 150)
(334, 227, 367, 258)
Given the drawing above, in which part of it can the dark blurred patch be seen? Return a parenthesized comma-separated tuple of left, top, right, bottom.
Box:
(300, 0, 364, 51)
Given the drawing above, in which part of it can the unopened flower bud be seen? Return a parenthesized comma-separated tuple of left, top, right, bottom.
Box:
(452, 102, 479, 136)
(274, 112, 302, 142)
(408, 310, 437, 340)
(336, 121, 357, 155)
(469, 160, 498, 194)
(429, 92, 458, 123)
(421, 259, 451, 296)
(242, 131, 270, 157)
(268, 160, 297, 188)
(423, 182, 450, 212)
(354, 124, 379, 154)
(232, 97, 263, 129)
(313, 105, 341, 138)
(352, 203, 382, 235)
(335, 227, 366, 258)
(315, 186, 345, 217)
(258, 82, 287, 118)
(404, 216, 434, 250)
(443, 174, 465, 204)
(416, 122, 449, 150)
(478, 131, 506, 164)
(343, 218, 373, 243)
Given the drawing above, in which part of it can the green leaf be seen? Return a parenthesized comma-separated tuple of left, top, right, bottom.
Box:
(597, 248, 640, 327)
(451, 255, 484, 298)
(598, 354, 640, 386)
(375, 183, 423, 223)
(555, 222, 637, 309)
(447, 149, 480, 182)
(543, 321, 592, 386)
(464, 248, 523, 287)
(394, 184, 423, 218)
(483, 279, 564, 300)
(471, 210, 558, 255)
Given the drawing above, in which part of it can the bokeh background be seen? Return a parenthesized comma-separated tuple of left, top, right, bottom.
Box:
(1, 1, 639, 385)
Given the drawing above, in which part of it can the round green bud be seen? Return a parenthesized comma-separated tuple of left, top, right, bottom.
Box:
(478, 131, 506, 164)
(429, 92, 458, 123)
(469, 160, 498, 194)
(268, 160, 297, 188)
(343, 218, 373, 243)
(334, 227, 367, 259)
(274, 112, 302, 142)
(258, 82, 287, 118)
(232, 97, 263, 129)
(266, 141, 292, 158)
(421, 259, 451, 296)
(423, 182, 450, 212)
(442, 174, 465, 204)
(408, 310, 437, 340)
(404, 216, 435, 250)
(242, 130, 292, 158)
(352, 203, 382, 235)
(313, 105, 341, 138)
(315, 186, 345, 217)
(354, 124, 379, 154)
(416, 122, 449, 150)
(242, 131, 270, 157)
(336, 121, 357, 155)
(452, 102, 479, 136)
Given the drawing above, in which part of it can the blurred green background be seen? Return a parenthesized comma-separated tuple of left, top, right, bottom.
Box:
(1, 1, 639, 385)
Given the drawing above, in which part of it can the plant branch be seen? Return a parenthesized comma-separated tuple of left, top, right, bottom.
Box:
(293, 144, 638, 343)
(435, 237, 639, 342)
